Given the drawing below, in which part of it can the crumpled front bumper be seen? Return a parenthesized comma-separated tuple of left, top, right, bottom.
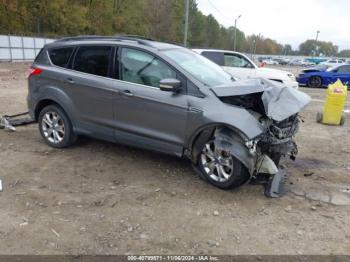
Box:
(282, 79, 299, 90)
(214, 126, 297, 197)
(214, 128, 296, 175)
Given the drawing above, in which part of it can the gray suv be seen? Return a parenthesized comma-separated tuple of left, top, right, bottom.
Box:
(27, 36, 310, 196)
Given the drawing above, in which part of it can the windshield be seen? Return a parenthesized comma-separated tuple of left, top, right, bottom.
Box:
(162, 48, 234, 87)
(327, 65, 340, 72)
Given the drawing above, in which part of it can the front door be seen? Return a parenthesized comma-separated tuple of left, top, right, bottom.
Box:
(114, 47, 189, 155)
(332, 65, 350, 84)
(222, 53, 256, 79)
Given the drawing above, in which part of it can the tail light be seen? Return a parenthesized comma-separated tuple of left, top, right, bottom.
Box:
(27, 67, 43, 78)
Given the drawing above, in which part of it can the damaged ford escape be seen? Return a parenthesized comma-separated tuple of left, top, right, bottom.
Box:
(27, 36, 310, 197)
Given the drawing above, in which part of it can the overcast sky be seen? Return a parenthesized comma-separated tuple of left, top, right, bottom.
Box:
(196, 0, 350, 50)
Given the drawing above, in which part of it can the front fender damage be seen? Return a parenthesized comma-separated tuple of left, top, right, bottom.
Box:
(213, 128, 279, 175)
(213, 127, 292, 197)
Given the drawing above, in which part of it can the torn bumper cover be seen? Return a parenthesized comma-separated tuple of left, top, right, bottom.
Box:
(0, 112, 34, 131)
(213, 128, 281, 175)
(213, 128, 292, 197)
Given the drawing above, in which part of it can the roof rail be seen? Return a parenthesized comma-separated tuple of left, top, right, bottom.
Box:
(55, 35, 154, 47)
(56, 35, 115, 42)
(115, 35, 154, 41)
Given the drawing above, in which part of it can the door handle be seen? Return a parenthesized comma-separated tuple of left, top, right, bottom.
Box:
(122, 90, 134, 97)
(66, 78, 75, 84)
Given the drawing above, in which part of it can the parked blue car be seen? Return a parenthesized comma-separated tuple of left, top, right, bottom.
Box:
(304, 57, 327, 65)
(297, 64, 350, 88)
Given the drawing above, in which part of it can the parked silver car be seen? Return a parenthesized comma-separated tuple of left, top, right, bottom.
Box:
(27, 36, 310, 196)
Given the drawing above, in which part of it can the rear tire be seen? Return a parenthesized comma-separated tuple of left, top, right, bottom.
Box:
(196, 140, 250, 190)
(316, 112, 323, 123)
(308, 76, 322, 88)
(38, 105, 76, 148)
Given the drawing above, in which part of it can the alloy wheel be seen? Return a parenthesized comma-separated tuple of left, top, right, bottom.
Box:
(41, 111, 65, 144)
(200, 141, 234, 182)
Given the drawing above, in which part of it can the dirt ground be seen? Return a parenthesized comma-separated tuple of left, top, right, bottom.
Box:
(0, 62, 349, 255)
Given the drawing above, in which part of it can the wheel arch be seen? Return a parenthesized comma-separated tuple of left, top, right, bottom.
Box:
(187, 123, 251, 164)
(35, 99, 61, 121)
(33, 86, 76, 127)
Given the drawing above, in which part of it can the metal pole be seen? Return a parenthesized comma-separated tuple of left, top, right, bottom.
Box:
(8, 35, 12, 62)
(314, 30, 320, 57)
(253, 38, 257, 55)
(233, 15, 241, 51)
(33, 36, 37, 57)
(21, 35, 25, 61)
(184, 0, 190, 47)
(233, 19, 237, 51)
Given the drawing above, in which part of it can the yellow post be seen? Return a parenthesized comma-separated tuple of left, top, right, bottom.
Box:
(317, 79, 347, 125)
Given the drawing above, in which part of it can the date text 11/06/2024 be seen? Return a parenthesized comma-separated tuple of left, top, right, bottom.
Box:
(127, 255, 219, 261)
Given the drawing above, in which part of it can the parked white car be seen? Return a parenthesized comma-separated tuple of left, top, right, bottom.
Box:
(262, 58, 279, 65)
(289, 59, 315, 66)
(320, 59, 345, 68)
(193, 49, 298, 89)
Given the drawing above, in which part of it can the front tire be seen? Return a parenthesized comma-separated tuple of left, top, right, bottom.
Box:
(38, 105, 76, 148)
(196, 140, 250, 190)
(308, 76, 322, 88)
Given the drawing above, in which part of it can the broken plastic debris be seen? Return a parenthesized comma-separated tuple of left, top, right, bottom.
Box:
(341, 188, 350, 194)
(51, 228, 60, 238)
(304, 172, 314, 177)
(0, 117, 16, 131)
(0, 179, 2, 192)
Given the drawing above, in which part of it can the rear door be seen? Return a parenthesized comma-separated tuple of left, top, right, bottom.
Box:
(66, 45, 117, 140)
(332, 65, 350, 84)
(113, 47, 189, 155)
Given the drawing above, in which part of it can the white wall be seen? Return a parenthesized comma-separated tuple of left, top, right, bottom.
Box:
(0, 35, 55, 61)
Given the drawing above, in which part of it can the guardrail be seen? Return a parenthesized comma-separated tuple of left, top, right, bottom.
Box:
(0, 35, 55, 62)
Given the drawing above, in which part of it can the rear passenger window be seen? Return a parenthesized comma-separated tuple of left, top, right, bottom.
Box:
(49, 47, 74, 68)
(73, 46, 112, 77)
(201, 52, 224, 66)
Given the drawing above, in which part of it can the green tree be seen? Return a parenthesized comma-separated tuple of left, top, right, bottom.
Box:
(299, 39, 338, 57)
(338, 49, 350, 58)
(0, 0, 295, 55)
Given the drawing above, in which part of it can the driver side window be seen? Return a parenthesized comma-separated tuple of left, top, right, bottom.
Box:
(224, 54, 253, 68)
(120, 48, 176, 88)
(337, 65, 350, 73)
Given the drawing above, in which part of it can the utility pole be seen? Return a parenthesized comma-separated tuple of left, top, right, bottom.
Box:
(233, 14, 242, 51)
(184, 0, 190, 47)
(253, 33, 261, 55)
(313, 30, 320, 57)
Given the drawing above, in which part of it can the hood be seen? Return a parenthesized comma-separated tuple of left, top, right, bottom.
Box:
(302, 65, 328, 73)
(211, 78, 311, 122)
(257, 67, 292, 78)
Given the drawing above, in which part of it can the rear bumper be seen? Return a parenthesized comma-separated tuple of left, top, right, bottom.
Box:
(27, 95, 36, 120)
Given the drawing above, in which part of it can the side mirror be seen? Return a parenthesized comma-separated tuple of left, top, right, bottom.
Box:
(159, 78, 181, 92)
